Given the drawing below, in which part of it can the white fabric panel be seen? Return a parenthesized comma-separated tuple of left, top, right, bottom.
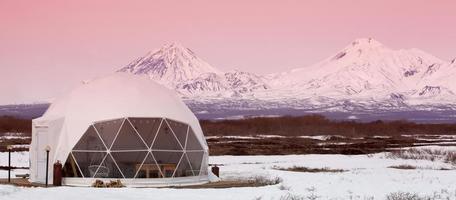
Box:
(30, 73, 209, 186)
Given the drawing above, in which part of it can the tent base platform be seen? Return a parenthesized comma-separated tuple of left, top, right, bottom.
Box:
(61, 176, 210, 187)
(0, 178, 53, 188)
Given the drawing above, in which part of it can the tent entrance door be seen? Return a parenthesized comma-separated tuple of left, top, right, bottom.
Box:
(35, 129, 48, 183)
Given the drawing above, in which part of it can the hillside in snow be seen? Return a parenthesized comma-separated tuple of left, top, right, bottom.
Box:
(118, 39, 456, 112)
(118, 43, 269, 98)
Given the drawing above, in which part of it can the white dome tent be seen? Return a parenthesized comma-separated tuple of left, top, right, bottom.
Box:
(30, 73, 210, 187)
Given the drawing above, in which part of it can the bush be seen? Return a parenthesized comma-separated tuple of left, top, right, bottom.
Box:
(444, 152, 456, 165)
(247, 175, 282, 186)
(91, 179, 124, 188)
(279, 193, 304, 200)
(106, 180, 124, 188)
(92, 180, 105, 188)
(272, 165, 346, 173)
(278, 184, 291, 191)
(387, 148, 456, 165)
(386, 192, 423, 200)
(388, 165, 417, 170)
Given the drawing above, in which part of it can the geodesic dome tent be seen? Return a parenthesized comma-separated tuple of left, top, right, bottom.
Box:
(30, 73, 209, 187)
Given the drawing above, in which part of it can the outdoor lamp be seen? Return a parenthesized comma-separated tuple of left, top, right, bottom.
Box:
(45, 145, 51, 187)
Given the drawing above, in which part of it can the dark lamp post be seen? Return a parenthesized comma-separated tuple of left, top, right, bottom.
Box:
(45, 145, 51, 187)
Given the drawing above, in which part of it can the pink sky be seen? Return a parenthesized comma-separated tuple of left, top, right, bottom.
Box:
(1, 0, 455, 104)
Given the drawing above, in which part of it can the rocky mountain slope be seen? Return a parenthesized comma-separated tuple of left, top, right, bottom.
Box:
(118, 39, 456, 111)
(118, 43, 269, 98)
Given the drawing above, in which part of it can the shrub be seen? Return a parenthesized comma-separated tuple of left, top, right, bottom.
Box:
(386, 192, 423, 200)
(106, 180, 124, 188)
(247, 175, 282, 186)
(387, 148, 456, 165)
(272, 165, 346, 173)
(92, 180, 105, 188)
(444, 152, 456, 165)
(388, 165, 417, 170)
(278, 184, 291, 191)
(279, 193, 304, 200)
(91, 179, 124, 188)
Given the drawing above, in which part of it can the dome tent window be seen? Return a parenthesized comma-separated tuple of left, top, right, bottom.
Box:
(62, 117, 204, 179)
(31, 74, 210, 187)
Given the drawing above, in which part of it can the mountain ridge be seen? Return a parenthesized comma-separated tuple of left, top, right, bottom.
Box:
(118, 38, 456, 111)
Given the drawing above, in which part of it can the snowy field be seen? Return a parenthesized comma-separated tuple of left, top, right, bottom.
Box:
(0, 147, 455, 200)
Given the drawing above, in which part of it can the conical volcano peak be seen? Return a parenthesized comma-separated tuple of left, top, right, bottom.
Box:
(350, 38, 384, 48)
(329, 38, 386, 61)
(153, 42, 196, 58)
(118, 42, 221, 86)
(161, 42, 187, 51)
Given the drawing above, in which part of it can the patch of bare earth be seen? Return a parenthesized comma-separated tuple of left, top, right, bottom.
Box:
(388, 165, 417, 170)
(272, 165, 347, 173)
(174, 175, 282, 189)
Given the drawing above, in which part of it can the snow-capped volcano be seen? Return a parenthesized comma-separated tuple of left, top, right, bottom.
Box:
(272, 38, 445, 98)
(119, 43, 269, 97)
(118, 42, 221, 87)
(118, 39, 456, 112)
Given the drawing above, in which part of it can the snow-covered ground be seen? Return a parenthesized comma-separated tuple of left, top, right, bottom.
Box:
(0, 151, 29, 179)
(0, 147, 455, 200)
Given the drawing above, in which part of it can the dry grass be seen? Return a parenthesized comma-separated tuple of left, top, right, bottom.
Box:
(272, 165, 346, 173)
(386, 192, 423, 200)
(445, 152, 456, 165)
(175, 175, 282, 189)
(174, 180, 258, 189)
(386, 190, 456, 200)
(388, 165, 417, 170)
(247, 175, 283, 186)
(91, 180, 124, 188)
(279, 193, 305, 200)
(387, 148, 456, 165)
(278, 184, 291, 191)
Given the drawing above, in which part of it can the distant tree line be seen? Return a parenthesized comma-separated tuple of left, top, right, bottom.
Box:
(1, 114, 456, 137)
(0, 116, 31, 134)
(200, 115, 456, 136)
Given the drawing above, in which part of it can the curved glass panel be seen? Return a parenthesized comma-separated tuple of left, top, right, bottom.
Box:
(111, 120, 148, 150)
(167, 119, 188, 149)
(151, 121, 182, 150)
(129, 118, 161, 147)
(186, 128, 203, 151)
(73, 126, 106, 151)
(94, 119, 124, 149)
(65, 117, 206, 180)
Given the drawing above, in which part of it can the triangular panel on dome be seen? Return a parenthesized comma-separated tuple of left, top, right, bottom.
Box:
(173, 153, 194, 177)
(135, 152, 162, 178)
(186, 151, 204, 176)
(128, 117, 162, 148)
(94, 118, 124, 149)
(151, 121, 182, 150)
(62, 152, 83, 178)
(185, 128, 203, 151)
(200, 152, 209, 176)
(111, 120, 148, 150)
(166, 119, 189, 149)
(111, 151, 148, 178)
(151, 151, 183, 178)
(73, 126, 106, 151)
(94, 154, 124, 178)
(72, 152, 107, 177)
